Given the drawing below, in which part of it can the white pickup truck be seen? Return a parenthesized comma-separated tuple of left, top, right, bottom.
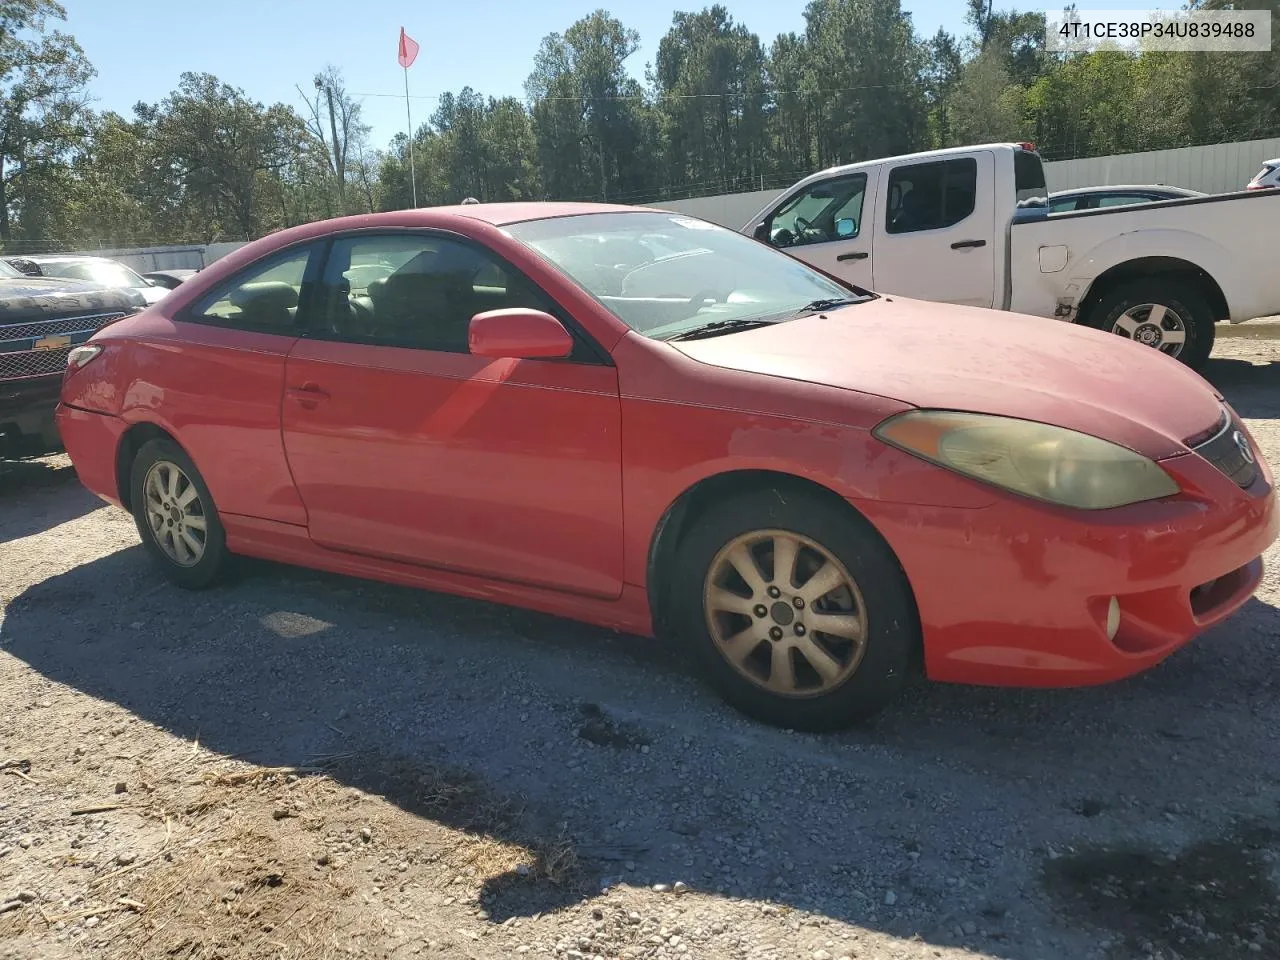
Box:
(742, 142, 1280, 369)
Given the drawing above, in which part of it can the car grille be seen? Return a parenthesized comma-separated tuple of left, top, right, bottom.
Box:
(0, 311, 125, 381)
(1190, 410, 1259, 489)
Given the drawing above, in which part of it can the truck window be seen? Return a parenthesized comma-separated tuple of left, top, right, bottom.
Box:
(1095, 194, 1153, 208)
(768, 173, 868, 248)
(1014, 150, 1047, 203)
(885, 159, 977, 234)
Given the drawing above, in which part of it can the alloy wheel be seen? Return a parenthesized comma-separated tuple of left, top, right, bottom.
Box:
(703, 529, 868, 698)
(1111, 302, 1188, 358)
(143, 460, 208, 567)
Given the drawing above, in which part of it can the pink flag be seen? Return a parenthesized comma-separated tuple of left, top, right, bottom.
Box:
(398, 27, 420, 69)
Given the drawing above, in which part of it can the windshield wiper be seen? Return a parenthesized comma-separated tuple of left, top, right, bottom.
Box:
(791, 296, 866, 316)
(665, 317, 785, 342)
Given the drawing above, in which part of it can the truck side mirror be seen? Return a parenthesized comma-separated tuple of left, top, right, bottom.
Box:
(835, 218, 856, 238)
(753, 222, 770, 243)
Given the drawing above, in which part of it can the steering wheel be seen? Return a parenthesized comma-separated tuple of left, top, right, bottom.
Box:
(794, 215, 813, 234)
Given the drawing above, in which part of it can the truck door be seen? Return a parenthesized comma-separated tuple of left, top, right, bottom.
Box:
(750, 169, 876, 291)
(871, 151, 996, 308)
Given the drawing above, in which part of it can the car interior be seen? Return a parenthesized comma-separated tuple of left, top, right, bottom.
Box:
(318, 244, 556, 351)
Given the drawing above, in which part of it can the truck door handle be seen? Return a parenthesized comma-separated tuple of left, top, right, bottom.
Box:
(951, 239, 986, 249)
(286, 383, 329, 408)
(837, 251, 868, 261)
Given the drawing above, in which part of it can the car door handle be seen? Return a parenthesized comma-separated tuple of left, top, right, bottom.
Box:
(951, 239, 987, 249)
(286, 383, 329, 407)
(837, 251, 869, 261)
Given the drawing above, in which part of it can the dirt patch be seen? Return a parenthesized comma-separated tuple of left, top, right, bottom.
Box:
(1044, 820, 1280, 958)
(0, 754, 582, 959)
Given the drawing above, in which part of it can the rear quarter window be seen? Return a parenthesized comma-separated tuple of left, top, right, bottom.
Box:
(1014, 150, 1047, 203)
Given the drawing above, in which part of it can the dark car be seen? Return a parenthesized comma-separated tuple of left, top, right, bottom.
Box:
(1, 258, 145, 459)
(1047, 184, 1205, 213)
(5, 254, 170, 306)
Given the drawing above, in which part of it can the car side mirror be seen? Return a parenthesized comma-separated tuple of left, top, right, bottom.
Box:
(469, 308, 574, 360)
(753, 222, 771, 243)
(835, 218, 856, 238)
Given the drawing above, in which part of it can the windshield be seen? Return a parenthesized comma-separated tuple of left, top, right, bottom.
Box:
(40, 259, 147, 288)
(505, 211, 867, 340)
(0, 259, 20, 279)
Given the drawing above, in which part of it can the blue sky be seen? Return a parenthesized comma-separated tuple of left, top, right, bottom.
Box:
(59, 1, 1134, 149)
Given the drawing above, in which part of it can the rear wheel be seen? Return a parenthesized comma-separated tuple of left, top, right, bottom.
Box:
(1086, 278, 1215, 370)
(668, 488, 919, 731)
(129, 438, 229, 589)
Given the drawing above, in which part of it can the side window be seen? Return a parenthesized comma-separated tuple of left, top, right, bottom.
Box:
(884, 158, 978, 234)
(768, 174, 867, 248)
(312, 233, 572, 356)
(1095, 194, 1149, 208)
(1048, 196, 1079, 213)
(187, 243, 318, 331)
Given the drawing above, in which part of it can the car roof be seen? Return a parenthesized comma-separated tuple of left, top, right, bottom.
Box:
(410, 201, 649, 226)
(1050, 184, 1203, 197)
(13, 254, 121, 264)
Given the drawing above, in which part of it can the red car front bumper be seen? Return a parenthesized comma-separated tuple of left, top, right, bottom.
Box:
(860, 432, 1278, 688)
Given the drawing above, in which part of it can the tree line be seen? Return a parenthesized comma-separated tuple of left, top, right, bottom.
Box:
(3, 0, 1278, 251)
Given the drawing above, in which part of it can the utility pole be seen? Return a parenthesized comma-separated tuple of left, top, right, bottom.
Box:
(314, 75, 346, 208)
(325, 82, 344, 207)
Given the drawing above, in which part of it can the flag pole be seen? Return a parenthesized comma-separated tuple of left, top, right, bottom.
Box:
(404, 65, 418, 208)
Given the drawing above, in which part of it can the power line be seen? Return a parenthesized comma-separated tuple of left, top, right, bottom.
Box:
(348, 83, 917, 104)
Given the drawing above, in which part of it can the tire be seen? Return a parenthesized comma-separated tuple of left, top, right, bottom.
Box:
(129, 437, 229, 589)
(668, 487, 920, 731)
(1085, 278, 1215, 370)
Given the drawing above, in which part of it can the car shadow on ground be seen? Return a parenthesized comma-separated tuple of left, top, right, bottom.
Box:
(6, 543, 1280, 958)
(1201, 356, 1280, 419)
(0, 456, 103, 543)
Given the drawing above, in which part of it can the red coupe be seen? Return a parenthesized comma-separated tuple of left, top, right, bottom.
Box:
(56, 203, 1278, 730)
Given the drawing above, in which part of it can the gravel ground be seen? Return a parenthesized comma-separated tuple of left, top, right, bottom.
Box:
(2, 339, 1280, 960)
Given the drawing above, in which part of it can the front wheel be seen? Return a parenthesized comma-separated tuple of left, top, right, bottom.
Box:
(668, 489, 920, 731)
(129, 437, 229, 589)
(1086, 278, 1215, 370)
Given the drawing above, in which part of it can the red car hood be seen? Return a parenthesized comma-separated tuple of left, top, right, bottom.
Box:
(672, 296, 1224, 459)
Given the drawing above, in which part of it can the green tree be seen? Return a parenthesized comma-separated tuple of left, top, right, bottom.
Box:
(526, 10, 657, 202)
(946, 49, 1027, 145)
(146, 72, 307, 240)
(0, 0, 95, 244)
(765, 31, 817, 177)
(652, 6, 769, 196)
(799, 0, 928, 167)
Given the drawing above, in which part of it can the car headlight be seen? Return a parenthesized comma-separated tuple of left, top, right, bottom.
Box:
(873, 410, 1180, 510)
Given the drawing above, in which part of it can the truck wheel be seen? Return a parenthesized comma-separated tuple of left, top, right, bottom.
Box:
(1086, 279, 1215, 370)
(667, 488, 920, 732)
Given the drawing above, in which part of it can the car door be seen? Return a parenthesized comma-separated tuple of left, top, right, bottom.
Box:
(280, 230, 625, 599)
(871, 152, 997, 308)
(753, 171, 876, 289)
(162, 240, 323, 527)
